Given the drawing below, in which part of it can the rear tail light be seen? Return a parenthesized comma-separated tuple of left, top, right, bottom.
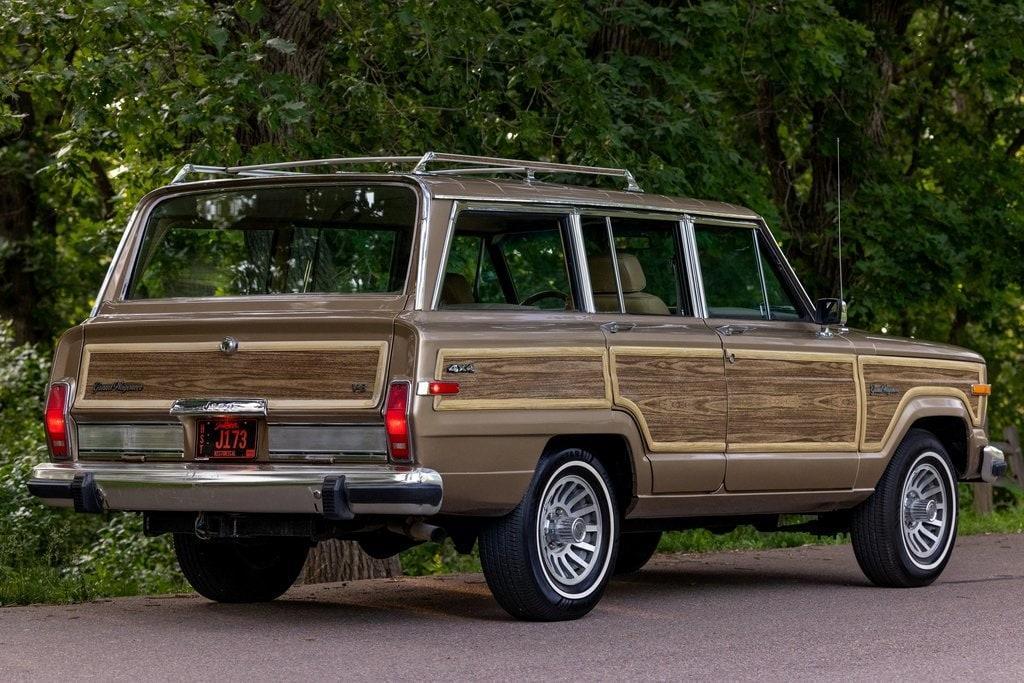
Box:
(44, 382, 71, 459)
(384, 381, 412, 462)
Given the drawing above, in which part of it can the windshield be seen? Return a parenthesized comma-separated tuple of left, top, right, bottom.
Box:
(127, 184, 416, 299)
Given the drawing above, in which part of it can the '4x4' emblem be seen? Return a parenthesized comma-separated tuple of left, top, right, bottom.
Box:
(445, 362, 475, 374)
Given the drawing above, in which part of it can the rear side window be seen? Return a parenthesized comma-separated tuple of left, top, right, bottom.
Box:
(581, 215, 687, 316)
(694, 223, 806, 321)
(128, 184, 416, 298)
(438, 210, 577, 311)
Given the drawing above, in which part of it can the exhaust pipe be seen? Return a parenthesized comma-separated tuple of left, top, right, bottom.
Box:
(388, 520, 446, 543)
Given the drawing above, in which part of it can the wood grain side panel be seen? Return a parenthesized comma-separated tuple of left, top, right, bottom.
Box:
(610, 348, 726, 452)
(727, 355, 859, 452)
(859, 357, 985, 450)
(433, 347, 611, 410)
(78, 341, 388, 409)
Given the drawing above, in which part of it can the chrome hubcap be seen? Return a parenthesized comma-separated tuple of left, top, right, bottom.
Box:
(538, 473, 603, 588)
(901, 457, 949, 561)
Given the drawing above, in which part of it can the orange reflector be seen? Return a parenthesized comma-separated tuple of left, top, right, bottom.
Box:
(427, 381, 460, 396)
(971, 384, 992, 396)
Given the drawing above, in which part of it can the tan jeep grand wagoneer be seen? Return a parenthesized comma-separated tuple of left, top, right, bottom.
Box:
(29, 153, 1006, 620)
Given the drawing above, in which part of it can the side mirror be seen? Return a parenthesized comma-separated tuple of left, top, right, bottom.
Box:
(815, 298, 847, 327)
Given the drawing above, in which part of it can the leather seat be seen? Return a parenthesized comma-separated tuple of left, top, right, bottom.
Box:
(440, 272, 475, 306)
(589, 254, 670, 315)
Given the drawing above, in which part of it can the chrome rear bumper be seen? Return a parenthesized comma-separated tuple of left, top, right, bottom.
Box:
(28, 462, 442, 517)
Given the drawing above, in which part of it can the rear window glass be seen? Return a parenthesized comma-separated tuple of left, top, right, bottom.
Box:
(128, 184, 416, 298)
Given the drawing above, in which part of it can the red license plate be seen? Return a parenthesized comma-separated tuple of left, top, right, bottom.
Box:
(195, 418, 259, 460)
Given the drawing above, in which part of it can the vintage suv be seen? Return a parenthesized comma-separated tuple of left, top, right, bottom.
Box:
(29, 153, 1006, 620)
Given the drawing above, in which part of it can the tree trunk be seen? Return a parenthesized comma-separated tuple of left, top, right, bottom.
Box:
(301, 540, 401, 584)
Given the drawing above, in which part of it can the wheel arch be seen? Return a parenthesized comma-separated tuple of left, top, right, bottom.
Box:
(856, 396, 975, 488)
(543, 434, 639, 515)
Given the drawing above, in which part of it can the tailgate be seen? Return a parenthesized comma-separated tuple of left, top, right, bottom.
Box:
(71, 308, 399, 464)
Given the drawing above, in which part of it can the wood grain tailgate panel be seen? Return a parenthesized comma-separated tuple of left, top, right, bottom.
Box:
(78, 341, 387, 409)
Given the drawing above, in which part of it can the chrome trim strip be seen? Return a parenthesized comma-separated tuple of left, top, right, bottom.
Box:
(605, 216, 626, 313)
(30, 462, 443, 516)
(752, 229, 772, 319)
(169, 399, 268, 417)
(680, 215, 708, 318)
(268, 424, 387, 455)
(413, 176, 433, 310)
(429, 194, 759, 221)
(568, 209, 596, 313)
(78, 423, 183, 454)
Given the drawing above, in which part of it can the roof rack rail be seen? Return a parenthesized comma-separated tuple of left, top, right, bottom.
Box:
(170, 152, 643, 192)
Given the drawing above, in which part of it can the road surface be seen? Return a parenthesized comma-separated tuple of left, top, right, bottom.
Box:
(2, 533, 1022, 681)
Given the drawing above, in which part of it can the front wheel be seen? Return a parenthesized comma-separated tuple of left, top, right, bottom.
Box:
(850, 429, 958, 587)
(174, 534, 309, 603)
(479, 449, 618, 621)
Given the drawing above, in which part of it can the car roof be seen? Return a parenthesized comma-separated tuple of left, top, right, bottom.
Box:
(157, 172, 762, 222)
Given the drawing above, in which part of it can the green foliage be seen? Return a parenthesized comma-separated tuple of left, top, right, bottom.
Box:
(2, 0, 1024, 601)
(0, 323, 185, 605)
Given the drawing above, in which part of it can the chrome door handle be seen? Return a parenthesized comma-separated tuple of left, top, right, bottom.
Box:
(601, 321, 636, 334)
(716, 324, 755, 336)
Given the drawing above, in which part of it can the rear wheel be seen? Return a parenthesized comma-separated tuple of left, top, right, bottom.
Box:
(174, 534, 309, 603)
(479, 449, 618, 621)
(850, 429, 958, 587)
(614, 531, 662, 575)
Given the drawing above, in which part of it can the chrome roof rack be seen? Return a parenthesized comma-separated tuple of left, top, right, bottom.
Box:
(170, 152, 643, 192)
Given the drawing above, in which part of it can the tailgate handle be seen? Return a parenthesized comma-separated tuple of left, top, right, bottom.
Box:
(601, 321, 636, 334)
(169, 399, 268, 417)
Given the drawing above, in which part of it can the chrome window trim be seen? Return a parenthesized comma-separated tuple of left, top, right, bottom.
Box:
(429, 193, 758, 221)
(429, 201, 579, 312)
(568, 209, 596, 314)
(752, 229, 772, 319)
(680, 216, 707, 319)
(605, 217, 626, 314)
(412, 176, 434, 310)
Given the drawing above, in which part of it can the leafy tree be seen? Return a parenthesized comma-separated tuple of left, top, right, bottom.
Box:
(2, 0, 1024, 591)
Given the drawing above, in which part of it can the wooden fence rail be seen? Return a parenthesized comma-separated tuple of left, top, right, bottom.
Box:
(972, 426, 1023, 515)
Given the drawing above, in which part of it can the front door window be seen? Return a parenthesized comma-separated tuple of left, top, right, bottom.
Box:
(694, 224, 805, 321)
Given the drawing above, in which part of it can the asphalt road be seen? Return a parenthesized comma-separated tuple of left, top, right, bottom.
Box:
(2, 533, 1022, 681)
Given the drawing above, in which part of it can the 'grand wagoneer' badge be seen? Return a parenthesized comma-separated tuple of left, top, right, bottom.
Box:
(868, 383, 899, 397)
(91, 381, 144, 394)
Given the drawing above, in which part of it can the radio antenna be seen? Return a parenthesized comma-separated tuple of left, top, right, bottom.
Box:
(836, 137, 844, 303)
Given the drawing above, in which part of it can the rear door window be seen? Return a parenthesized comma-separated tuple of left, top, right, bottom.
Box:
(581, 215, 688, 316)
